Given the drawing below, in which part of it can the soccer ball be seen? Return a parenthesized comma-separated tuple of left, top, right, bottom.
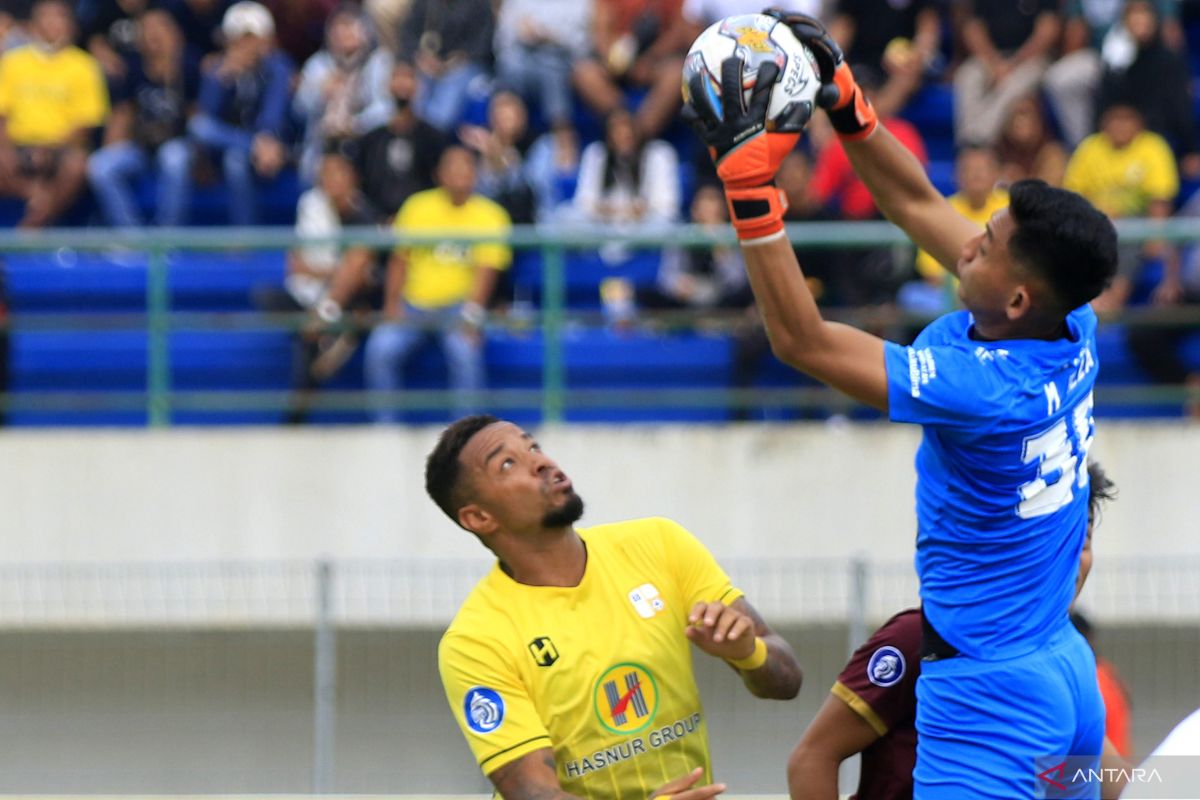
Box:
(682, 13, 820, 128)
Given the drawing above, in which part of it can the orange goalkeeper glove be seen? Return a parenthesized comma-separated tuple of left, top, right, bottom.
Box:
(682, 58, 811, 242)
(764, 9, 878, 141)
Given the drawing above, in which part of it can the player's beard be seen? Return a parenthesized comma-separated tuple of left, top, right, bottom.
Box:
(542, 491, 584, 528)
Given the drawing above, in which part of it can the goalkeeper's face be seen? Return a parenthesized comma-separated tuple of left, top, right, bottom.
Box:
(458, 422, 585, 538)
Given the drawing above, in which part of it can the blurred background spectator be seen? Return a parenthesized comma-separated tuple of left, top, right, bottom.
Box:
(363, 0, 407, 53)
(903, 144, 1007, 315)
(573, 0, 686, 141)
(87, 7, 196, 227)
(293, 4, 392, 185)
(1064, 100, 1179, 312)
(459, 90, 536, 227)
(77, 0, 145, 87)
(0, 0, 107, 227)
(259, 0, 338, 65)
(809, 66, 926, 305)
(995, 95, 1068, 186)
(1095, 0, 1198, 178)
(0, 1, 31, 52)
(828, 0, 944, 118)
(493, 0, 591, 136)
(572, 108, 679, 237)
(350, 59, 446, 222)
(636, 184, 749, 312)
(364, 145, 510, 423)
(952, 0, 1060, 146)
(394, 0, 492, 133)
(254, 150, 380, 424)
(188, 0, 293, 226)
(165, 0, 231, 64)
(1045, 0, 1182, 148)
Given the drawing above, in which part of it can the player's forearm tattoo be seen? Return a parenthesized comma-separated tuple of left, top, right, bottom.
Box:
(740, 634, 804, 699)
(490, 752, 581, 800)
(733, 601, 803, 699)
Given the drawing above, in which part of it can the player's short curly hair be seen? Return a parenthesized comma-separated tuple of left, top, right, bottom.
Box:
(1007, 180, 1119, 314)
(425, 414, 500, 527)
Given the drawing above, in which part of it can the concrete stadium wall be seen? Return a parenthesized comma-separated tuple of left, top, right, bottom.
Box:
(0, 421, 1195, 564)
(0, 623, 1195, 794)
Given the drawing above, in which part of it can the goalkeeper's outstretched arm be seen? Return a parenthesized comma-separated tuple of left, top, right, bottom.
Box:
(740, 234, 888, 411)
(766, 10, 982, 278)
(842, 125, 980, 279)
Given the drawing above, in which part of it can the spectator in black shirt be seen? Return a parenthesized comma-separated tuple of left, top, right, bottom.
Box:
(78, 0, 146, 84)
(1097, 0, 1198, 176)
(162, 0, 230, 63)
(394, 0, 493, 132)
(828, 0, 944, 118)
(88, 8, 198, 226)
(952, 0, 1060, 145)
(351, 59, 447, 221)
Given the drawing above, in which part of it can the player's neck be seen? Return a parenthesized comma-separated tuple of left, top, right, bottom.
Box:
(973, 315, 1069, 342)
(497, 530, 587, 588)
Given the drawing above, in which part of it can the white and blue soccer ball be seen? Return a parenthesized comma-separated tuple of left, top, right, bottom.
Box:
(682, 13, 821, 126)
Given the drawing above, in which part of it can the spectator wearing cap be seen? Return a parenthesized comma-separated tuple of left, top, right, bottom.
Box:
(0, 0, 108, 227)
(88, 8, 198, 227)
(394, 0, 493, 133)
(187, 0, 294, 225)
(294, 4, 392, 184)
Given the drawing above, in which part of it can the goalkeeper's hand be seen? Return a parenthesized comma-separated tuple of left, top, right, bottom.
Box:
(682, 58, 809, 242)
(763, 8, 878, 140)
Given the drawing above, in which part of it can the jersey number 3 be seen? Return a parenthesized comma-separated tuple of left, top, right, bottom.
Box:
(1017, 392, 1094, 519)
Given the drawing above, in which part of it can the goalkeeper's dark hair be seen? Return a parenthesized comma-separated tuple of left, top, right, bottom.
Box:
(1086, 460, 1117, 528)
(426, 414, 500, 527)
(1007, 180, 1118, 314)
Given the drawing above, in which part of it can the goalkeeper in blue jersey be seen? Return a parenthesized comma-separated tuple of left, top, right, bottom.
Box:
(682, 10, 1119, 800)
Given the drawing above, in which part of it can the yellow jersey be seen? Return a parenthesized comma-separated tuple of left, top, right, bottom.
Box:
(1063, 130, 1179, 218)
(438, 517, 744, 798)
(0, 44, 108, 146)
(914, 189, 1009, 280)
(393, 188, 512, 310)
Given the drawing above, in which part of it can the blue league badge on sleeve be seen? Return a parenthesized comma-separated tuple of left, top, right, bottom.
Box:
(464, 686, 505, 734)
(867, 646, 906, 687)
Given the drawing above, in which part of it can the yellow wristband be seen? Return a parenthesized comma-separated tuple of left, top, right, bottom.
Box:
(726, 636, 768, 671)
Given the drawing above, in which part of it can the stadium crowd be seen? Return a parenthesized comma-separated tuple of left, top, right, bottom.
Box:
(0, 0, 1198, 416)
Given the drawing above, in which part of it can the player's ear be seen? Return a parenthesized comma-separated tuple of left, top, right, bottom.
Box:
(458, 503, 498, 537)
(1006, 284, 1032, 320)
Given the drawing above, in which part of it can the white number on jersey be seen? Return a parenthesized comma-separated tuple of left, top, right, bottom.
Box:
(1017, 392, 1094, 519)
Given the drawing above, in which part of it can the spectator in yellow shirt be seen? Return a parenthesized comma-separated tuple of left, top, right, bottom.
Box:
(0, 0, 108, 227)
(900, 145, 1009, 315)
(1064, 101, 1179, 311)
(364, 145, 512, 423)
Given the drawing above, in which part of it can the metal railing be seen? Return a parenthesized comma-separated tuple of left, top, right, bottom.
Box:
(3, 218, 1199, 425)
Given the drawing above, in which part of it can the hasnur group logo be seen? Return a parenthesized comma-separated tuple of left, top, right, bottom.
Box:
(593, 663, 659, 735)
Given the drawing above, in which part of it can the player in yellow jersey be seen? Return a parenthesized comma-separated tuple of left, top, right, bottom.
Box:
(429, 414, 802, 799)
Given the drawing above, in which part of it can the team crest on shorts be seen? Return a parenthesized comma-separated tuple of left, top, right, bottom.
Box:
(867, 645, 906, 687)
(593, 662, 659, 735)
(464, 686, 505, 734)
